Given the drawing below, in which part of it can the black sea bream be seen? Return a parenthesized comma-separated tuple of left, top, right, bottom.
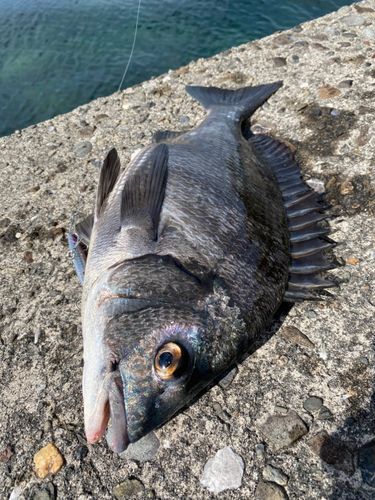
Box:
(69, 82, 334, 452)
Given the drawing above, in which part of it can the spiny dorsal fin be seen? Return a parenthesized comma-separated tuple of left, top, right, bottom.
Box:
(75, 214, 94, 246)
(95, 148, 121, 219)
(185, 82, 282, 117)
(152, 130, 186, 144)
(121, 144, 168, 239)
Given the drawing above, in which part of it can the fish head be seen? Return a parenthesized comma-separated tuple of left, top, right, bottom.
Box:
(83, 267, 247, 453)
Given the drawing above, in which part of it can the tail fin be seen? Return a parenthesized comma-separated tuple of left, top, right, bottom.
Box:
(185, 82, 282, 118)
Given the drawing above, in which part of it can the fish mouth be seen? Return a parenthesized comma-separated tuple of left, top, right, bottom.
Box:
(85, 369, 129, 454)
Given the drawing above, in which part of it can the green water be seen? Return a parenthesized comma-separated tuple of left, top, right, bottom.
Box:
(0, 0, 352, 137)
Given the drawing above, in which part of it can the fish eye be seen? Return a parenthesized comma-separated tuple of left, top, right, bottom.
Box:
(155, 342, 188, 380)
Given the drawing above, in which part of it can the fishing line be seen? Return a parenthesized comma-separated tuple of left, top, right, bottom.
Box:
(118, 0, 142, 91)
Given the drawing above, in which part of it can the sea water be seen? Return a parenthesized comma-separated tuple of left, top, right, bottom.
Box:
(0, 0, 352, 137)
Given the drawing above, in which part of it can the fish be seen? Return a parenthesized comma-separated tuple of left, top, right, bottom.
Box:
(70, 82, 335, 453)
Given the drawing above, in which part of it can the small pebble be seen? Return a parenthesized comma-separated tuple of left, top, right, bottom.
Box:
(331, 109, 340, 116)
(263, 464, 289, 486)
(319, 352, 328, 360)
(74, 141, 92, 158)
(66, 325, 77, 336)
(213, 403, 223, 414)
(318, 85, 341, 99)
(178, 116, 190, 123)
(24, 251, 34, 263)
(113, 478, 144, 500)
(340, 180, 354, 195)
(346, 257, 359, 265)
(218, 365, 238, 389)
(255, 443, 265, 459)
(273, 57, 287, 68)
(359, 106, 375, 114)
(281, 325, 315, 348)
(260, 411, 308, 451)
(338, 79, 353, 89)
(95, 113, 109, 123)
(312, 42, 328, 51)
(323, 26, 340, 36)
(44, 420, 52, 433)
(255, 480, 289, 500)
(0, 445, 14, 461)
(75, 446, 88, 460)
(291, 55, 299, 64)
(200, 447, 244, 493)
(274, 406, 288, 415)
(79, 126, 96, 138)
(306, 310, 317, 319)
(317, 406, 333, 420)
(303, 396, 323, 412)
(34, 443, 64, 478)
(345, 418, 355, 426)
(363, 28, 375, 38)
(306, 178, 325, 193)
(276, 356, 288, 367)
(34, 328, 41, 344)
(339, 15, 365, 27)
(361, 357, 369, 365)
(32, 482, 56, 500)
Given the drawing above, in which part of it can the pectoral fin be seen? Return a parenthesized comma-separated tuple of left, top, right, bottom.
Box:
(75, 214, 94, 246)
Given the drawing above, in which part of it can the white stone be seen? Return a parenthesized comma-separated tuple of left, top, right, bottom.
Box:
(9, 487, 21, 500)
(339, 15, 365, 27)
(306, 178, 325, 193)
(142, 81, 157, 89)
(200, 447, 244, 493)
(363, 28, 375, 38)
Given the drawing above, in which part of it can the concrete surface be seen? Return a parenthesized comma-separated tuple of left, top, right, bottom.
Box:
(1, 1, 375, 499)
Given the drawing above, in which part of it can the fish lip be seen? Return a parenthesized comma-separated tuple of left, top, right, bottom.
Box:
(85, 369, 129, 453)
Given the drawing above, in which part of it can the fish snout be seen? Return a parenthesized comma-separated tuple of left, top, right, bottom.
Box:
(85, 370, 129, 454)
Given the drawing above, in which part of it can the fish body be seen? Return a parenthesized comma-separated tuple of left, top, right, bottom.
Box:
(74, 83, 334, 452)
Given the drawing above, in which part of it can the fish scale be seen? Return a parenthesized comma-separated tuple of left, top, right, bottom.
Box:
(71, 82, 335, 453)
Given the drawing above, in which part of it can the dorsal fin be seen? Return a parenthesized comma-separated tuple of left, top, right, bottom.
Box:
(250, 134, 336, 302)
(121, 144, 168, 239)
(152, 130, 186, 144)
(75, 214, 94, 246)
(95, 148, 121, 219)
